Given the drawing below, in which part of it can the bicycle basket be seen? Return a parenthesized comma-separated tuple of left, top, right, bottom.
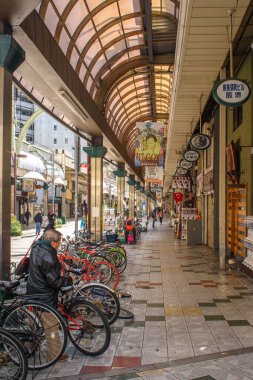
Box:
(106, 234, 118, 243)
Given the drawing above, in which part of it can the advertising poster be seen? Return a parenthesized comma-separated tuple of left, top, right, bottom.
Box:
(135, 121, 164, 166)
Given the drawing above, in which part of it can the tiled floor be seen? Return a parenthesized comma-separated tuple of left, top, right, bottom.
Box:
(30, 221, 253, 379)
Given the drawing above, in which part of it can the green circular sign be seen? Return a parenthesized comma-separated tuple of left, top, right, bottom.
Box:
(212, 78, 251, 107)
(190, 134, 211, 151)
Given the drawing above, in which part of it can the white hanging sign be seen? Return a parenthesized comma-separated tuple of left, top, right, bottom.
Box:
(212, 78, 251, 107)
(184, 150, 200, 162)
(180, 160, 193, 170)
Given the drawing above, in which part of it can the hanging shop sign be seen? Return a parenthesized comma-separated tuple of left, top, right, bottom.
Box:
(176, 167, 188, 176)
(172, 176, 191, 190)
(190, 134, 211, 151)
(183, 149, 200, 162)
(212, 78, 251, 107)
(22, 179, 34, 192)
(145, 166, 163, 185)
(135, 121, 164, 166)
(174, 192, 183, 203)
(180, 160, 193, 170)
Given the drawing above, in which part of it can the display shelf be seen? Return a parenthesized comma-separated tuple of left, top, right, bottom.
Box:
(243, 216, 253, 270)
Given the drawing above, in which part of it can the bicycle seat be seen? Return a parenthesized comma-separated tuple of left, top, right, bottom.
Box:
(0, 280, 20, 290)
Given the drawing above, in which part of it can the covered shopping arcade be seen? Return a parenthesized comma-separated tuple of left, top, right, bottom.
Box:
(0, 0, 252, 278)
(1, 0, 253, 379)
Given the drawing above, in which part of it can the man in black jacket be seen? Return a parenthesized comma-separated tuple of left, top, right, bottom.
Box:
(27, 229, 73, 361)
(27, 229, 72, 307)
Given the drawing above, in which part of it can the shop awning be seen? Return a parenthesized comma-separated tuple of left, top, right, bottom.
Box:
(19, 171, 47, 183)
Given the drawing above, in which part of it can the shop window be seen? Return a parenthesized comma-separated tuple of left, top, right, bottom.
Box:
(233, 106, 243, 131)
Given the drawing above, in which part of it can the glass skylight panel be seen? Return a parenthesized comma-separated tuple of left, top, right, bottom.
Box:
(76, 21, 95, 52)
(122, 17, 142, 32)
(45, 3, 59, 35)
(65, 2, 88, 36)
(127, 34, 144, 48)
(86, 76, 93, 92)
(118, 0, 141, 16)
(84, 38, 101, 66)
(59, 28, 70, 54)
(79, 64, 87, 81)
(93, 3, 119, 32)
(105, 40, 127, 60)
(85, 0, 106, 12)
(91, 54, 107, 77)
(70, 47, 79, 69)
(52, 0, 69, 15)
(100, 25, 123, 46)
(110, 53, 129, 70)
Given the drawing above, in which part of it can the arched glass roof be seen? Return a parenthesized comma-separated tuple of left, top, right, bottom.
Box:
(37, 0, 178, 151)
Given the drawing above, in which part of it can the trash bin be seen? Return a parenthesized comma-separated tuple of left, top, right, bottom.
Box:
(61, 216, 66, 224)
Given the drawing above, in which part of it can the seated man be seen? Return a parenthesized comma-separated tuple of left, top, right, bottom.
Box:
(27, 229, 73, 307)
(27, 229, 73, 362)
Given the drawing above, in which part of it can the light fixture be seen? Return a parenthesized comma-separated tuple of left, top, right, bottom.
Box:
(59, 90, 88, 123)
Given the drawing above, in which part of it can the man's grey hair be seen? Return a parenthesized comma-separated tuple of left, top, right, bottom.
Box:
(43, 229, 62, 243)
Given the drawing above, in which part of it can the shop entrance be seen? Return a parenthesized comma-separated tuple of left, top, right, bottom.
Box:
(227, 184, 247, 258)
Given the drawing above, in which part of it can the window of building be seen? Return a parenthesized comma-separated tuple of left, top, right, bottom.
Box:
(54, 125, 57, 131)
(233, 106, 243, 131)
(54, 138, 57, 144)
(65, 138, 68, 144)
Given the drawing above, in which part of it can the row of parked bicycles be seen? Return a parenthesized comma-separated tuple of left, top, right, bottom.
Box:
(2, 229, 138, 379)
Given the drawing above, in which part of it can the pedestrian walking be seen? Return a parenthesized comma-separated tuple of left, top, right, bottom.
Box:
(34, 211, 43, 235)
(151, 209, 156, 228)
(25, 209, 31, 226)
(159, 208, 164, 224)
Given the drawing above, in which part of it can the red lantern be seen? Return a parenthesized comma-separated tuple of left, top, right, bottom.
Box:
(174, 192, 183, 203)
(34, 184, 42, 189)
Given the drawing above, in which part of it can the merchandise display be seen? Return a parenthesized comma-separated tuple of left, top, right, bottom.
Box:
(243, 216, 253, 270)
(180, 208, 198, 240)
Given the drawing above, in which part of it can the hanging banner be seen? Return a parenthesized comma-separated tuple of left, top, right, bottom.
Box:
(180, 160, 193, 170)
(174, 192, 183, 203)
(145, 166, 163, 184)
(135, 121, 164, 166)
(172, 176, 191, 190)
(184, 150, 200, 162)
(212, 78, 251, 107)
(190, 134, 211, 150)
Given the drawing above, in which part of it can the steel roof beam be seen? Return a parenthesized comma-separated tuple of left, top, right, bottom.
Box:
(142, 0, 156, 118)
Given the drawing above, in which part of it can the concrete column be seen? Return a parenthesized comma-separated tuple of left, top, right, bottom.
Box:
(61, 189, 66, 219)
(219, 68, 227, 268)
(83, 137, 107, 241)
(128, 175, 136, 219)
(113, 163, 126, 228)
(0, 27, 24, 279)
(43, 188, 48, 215)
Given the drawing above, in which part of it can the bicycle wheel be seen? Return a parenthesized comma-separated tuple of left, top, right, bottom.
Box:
(86, 260, 119, 289)
(0, 328, 28, 380)
(2, 301, 67, 370)
(66, 298, 111, 356)
(80, 283, 120, 326)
